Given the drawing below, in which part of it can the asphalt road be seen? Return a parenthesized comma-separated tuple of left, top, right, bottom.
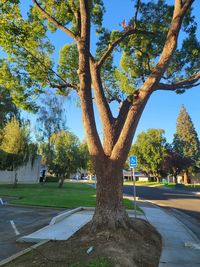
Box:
(124, 185, 200, 240)
(0, 200, 63, 262)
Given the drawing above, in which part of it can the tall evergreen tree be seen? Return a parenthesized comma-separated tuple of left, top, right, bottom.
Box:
(173, 105, 200, 183)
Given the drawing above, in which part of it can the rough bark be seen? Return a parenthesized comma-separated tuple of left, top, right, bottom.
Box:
(91, 160, 131, 231)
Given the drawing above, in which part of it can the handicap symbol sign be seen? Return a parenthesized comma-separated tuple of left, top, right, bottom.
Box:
(129, 156, 137, 168)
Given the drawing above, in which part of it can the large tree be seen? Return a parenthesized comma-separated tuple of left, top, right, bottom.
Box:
(173, 105, 200, 183)
(0, 0, 200, 230)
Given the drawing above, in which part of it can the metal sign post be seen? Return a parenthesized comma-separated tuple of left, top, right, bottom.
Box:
(129, 156, 137, 218)
(132, 167, 137, 218)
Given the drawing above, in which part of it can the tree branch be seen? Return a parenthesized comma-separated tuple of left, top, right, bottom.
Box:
(97, 29, 156, 68)
(77, 0, 105, 159)
(90, 59, 115, 156)
(32, 0, 77, 41)
(114, 98, 132, 141)
(111, 90, 150, 164)
(20, 45, 78, 91)
(110, 0, 195, 163)
(157, 72, 200, 91)
(49, 81, 79, 91)
(133, 0, 141, 28)
(150, 0, 194, 80)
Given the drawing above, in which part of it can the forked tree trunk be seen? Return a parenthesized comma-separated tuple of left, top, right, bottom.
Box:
(91, 161, 131, 231)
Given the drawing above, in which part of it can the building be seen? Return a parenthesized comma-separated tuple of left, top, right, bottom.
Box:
(0, 156, 41, 184)
(123, 170, 149, 182)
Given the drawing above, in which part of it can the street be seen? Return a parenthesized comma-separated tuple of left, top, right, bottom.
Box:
(123, 185, 200, 240)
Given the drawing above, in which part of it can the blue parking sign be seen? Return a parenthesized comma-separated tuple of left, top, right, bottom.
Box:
(129, 156, 137, 168)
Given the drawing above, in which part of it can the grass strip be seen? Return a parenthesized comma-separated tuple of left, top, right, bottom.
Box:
(0, 182, 136, 209)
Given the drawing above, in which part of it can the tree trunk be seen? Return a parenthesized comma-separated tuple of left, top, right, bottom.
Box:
(183, 170, 189, 184)
(13, 171, 18, 188)
(91, 162, 131, 232)
(58, 177, 64, 188)
(156, 177, 160, 183)
(174, 174, 178, 184)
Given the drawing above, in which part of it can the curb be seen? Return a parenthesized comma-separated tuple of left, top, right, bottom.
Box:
(49, 207, 83, 225)
(157, 185, 200, 196)
(169, 208, 200, 244)
(4, 202, 66, 210)
(137, 198, 200, 242)
(0, 240, 49, 267)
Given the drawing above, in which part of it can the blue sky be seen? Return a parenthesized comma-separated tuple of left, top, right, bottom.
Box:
(20, 0, 200, 144)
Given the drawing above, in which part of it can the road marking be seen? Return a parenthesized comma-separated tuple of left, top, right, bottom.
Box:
(10, 220, 20, 236)
(0, 198, 3, 205)
(185, 242, 200, 250)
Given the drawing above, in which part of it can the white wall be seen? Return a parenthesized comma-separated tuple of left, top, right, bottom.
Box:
(0, 156, 41, 184)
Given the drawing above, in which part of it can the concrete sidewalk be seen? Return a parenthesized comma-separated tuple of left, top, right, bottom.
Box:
(138, 202, 200, 267)
(19, 208, 144, 243)
(19, 209, 94, 243)
(3, 204, 200, 267)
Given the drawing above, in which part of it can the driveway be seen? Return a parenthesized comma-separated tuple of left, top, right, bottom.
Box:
(0, 198, 64, 261)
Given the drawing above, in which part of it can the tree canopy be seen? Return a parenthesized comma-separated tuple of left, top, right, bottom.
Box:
(0, 117, 37, 170)
(173, 105, 200, 162)
(130, 128, 167, 181)
(0, 87, 19, 129)
(50, 130, 81, 186)
(173, 105, 200, 183)
(0, 1, 200, 111)
(36, 94, 67, 166)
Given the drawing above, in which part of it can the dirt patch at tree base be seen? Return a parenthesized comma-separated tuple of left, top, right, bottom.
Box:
(6, 218, 162, 267)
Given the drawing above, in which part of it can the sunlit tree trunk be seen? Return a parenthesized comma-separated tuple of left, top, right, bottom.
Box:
(183, 170, 189, 184)
(91, 161, 131, 231)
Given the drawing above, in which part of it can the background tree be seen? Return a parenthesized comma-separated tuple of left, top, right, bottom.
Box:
(0, 117, 37, 186)
(36, 94, 67, 167)
(79, 140, 95, 176)
(173, 105, 200, 183)
(131, 129, 167, 182)
(0, 87, 19, 129)
(162, 148, 192, 183)
(0, 0, 200, 230)
(50, 131, 80, 187)
(78, 141, 89, 171)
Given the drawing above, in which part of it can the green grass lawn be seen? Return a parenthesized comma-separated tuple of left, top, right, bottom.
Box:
(0, 182, 135, 209)
(185, 184, 200, 189)
(123, 181, 164, 186)
(165, 183, 200, 190)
